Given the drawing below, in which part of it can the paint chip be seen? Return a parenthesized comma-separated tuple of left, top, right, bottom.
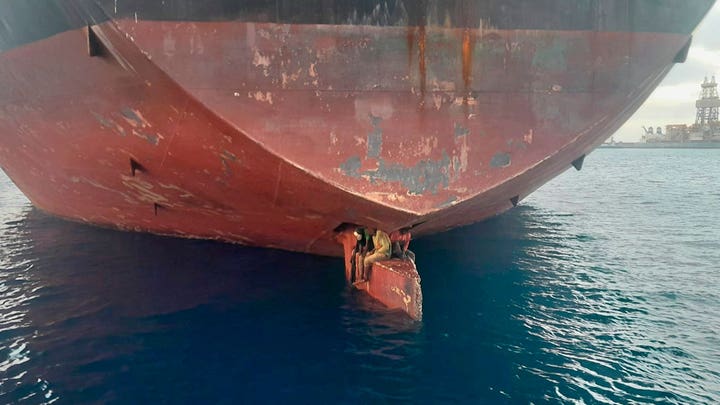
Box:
(490, 153, 511, 168)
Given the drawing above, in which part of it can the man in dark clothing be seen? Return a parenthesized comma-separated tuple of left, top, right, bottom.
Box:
(350, 227, 372, 282)
(390, 228, 415, 263)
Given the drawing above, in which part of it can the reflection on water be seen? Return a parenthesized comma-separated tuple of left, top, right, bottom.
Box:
(2, 150, 720, 404)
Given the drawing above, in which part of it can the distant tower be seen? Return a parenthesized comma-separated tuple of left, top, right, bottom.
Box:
(696, 76, 720, 125)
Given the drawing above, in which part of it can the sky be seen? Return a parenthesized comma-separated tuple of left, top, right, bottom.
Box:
(613, 3, 720, 141)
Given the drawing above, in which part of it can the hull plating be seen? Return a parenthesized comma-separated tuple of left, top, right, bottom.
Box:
(0, 2, 713, 256)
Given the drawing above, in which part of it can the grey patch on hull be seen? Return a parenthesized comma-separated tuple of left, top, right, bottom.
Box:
(454, 123, 470, 137)
(91, 112, 125, 136)
(121, 107, 144, 125)
(220, 150, 239, 177)
(135, 131, 159, 146)
(340, 156, 362, 177)
(490, 153, 511, 168)
(367, 114, 383, 158)
(342, 152, 452, 195)
(221, 150, 238, 162)
(91, 111, 114, 129)
(506, 139, 527, 150)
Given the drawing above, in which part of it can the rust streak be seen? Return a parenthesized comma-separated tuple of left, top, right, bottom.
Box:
(418, 25, 427, 106)
(406, 26, 415, 71)
(461, 29, 475, 104)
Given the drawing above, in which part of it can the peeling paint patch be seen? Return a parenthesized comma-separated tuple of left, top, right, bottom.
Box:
(417, 136, 438, 157)
(72, 176, 137, 204)
(91, 112, 125, 136)
(340, 156, 361, 177)
(220, 150, 239, 177)
(366, 192, 406, 203)
(158, 183, 195, 198)
(367, 114, 383, 158)
(252, 49, 271, 68)
(132, 130, 160, 146)
(390, 286, 412, 308)
(248, 91, 274, 105)
(122, 175, 167, 204)
(454, 123, 470, 137)
(91, 111, 114, 129)
(221, 150, 238, 162)
(490, 152, 511, 168)
(524, 129, 534, 144)
(280, 68, 303, 88)
(121, 107, 151, 128)
(341, 153, 451, 195)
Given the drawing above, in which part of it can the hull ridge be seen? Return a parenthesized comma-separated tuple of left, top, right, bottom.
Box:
(0, 1, 716, 256)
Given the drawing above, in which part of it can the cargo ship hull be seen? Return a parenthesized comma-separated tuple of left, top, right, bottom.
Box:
(0, 1, 715, 256)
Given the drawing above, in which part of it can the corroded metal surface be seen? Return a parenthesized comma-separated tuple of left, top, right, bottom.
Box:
(365, 259, 422, 321)
(115, 21, 689, 216)
(0, 1, 714, 257)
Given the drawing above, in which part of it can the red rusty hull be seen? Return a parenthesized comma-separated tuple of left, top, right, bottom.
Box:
(0, 21, 691, 256)
(363, 260, 423, 321)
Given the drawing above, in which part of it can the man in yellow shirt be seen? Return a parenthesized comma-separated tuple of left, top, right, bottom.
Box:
(360, 228, 392, 281)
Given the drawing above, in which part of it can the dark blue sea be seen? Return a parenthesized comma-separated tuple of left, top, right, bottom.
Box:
(1, 149, 719, 404)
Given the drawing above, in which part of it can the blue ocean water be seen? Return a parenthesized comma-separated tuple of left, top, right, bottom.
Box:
(1, 149, 719, 404)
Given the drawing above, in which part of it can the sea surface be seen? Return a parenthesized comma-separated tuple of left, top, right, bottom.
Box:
(1, 149, 719, 404)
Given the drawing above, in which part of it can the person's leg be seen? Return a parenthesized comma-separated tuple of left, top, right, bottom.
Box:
(355, 252, 364, 281)
(392, 242, 402, 258)
(349, 249, 357, 283)
(405, 250, 416, 263)
(363, 252, 384, 276)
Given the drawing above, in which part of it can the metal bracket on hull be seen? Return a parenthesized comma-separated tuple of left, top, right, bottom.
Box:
(130, 158, 145, 176)
(674, 36, 693, 64)
(572, 155, 586, 171)
(83, 23, 135, 72)
(87, 25, 104, 57)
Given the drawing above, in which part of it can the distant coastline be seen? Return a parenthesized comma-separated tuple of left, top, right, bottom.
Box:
(611, 76, 720, 149)
(599, 141, 720, 149)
